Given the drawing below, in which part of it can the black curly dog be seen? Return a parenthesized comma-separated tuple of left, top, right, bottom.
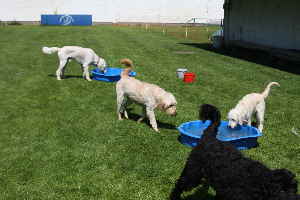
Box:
(170, 104, 299, 200)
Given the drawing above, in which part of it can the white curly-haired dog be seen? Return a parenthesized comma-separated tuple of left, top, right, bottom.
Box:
(227, 82, 280, 132)
(42, 46, 107, 81)
(116, 59, 177, 132)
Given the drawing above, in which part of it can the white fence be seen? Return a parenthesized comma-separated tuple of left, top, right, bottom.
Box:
(0, 0, 224, 24)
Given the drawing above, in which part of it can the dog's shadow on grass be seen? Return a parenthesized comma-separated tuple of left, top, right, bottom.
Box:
(126, 109, 177, 130)
(179, 42, 300, 75)
(48, 74, 83, 79)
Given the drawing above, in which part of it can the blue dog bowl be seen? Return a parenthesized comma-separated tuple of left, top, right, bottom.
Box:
(91, 67, 136, 82)
(178, 120, 262, 150)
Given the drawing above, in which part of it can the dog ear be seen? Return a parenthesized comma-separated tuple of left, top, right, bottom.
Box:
(155, 103, 165, 111)
(163, 103, 168, 110)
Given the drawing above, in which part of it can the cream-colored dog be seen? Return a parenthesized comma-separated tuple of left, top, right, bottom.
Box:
(116, 59, 177, 132)
(227, 82, 280, 132)
(42, 46, 107, 81)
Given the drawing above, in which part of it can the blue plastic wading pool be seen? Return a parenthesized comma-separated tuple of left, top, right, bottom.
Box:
(91, 67, 136, 82)
(178, 120, 262, 150)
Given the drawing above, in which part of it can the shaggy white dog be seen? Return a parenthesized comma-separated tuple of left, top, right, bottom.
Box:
(42, 46, 107, 81)
(227, 82, 280, 132)
(116, 59, 177, 132)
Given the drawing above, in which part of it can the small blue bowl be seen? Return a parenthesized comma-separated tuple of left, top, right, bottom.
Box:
(91, 67, 136, 82)
(178, 120, 262, 150)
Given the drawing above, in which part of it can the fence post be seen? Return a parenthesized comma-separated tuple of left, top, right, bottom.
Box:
(185, 26, 188, 38)
(163, 24, 166, 35)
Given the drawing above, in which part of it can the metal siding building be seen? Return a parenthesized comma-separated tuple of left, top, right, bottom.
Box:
(223, 0, 300, 52)
(1, 0, 224, 24)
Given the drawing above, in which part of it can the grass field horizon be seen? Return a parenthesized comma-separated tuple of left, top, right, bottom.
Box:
(0, 25, 299, 199)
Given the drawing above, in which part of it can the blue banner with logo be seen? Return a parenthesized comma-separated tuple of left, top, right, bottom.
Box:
(41, 15, 92, 26)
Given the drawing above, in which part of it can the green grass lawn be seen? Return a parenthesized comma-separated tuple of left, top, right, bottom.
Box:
(0, 25, 299, 200)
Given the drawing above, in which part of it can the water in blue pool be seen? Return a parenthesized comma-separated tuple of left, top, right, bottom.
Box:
(91, 67, 137, 82)
(92, 67, 136, 76)
(179, 120, 261, 141)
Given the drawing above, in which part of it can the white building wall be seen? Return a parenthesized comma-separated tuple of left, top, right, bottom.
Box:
(225, 0, 300, 50)
(0, 0, 224, 24)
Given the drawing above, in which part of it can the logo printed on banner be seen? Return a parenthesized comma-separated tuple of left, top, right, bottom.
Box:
(59, 15, 74, 25)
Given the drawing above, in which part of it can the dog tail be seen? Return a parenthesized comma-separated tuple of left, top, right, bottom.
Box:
(42, 46, 60, 55)
(261, 82, 280, 98)
(120, 58, 133, 77)
(199, 104, 221, 138)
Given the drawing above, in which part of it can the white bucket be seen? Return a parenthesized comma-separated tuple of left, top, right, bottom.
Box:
(176, 68, 188, 79)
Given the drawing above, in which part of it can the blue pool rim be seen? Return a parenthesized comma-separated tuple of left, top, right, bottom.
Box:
(91, 67, 136, 82)
(178, 120, 262, 150)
